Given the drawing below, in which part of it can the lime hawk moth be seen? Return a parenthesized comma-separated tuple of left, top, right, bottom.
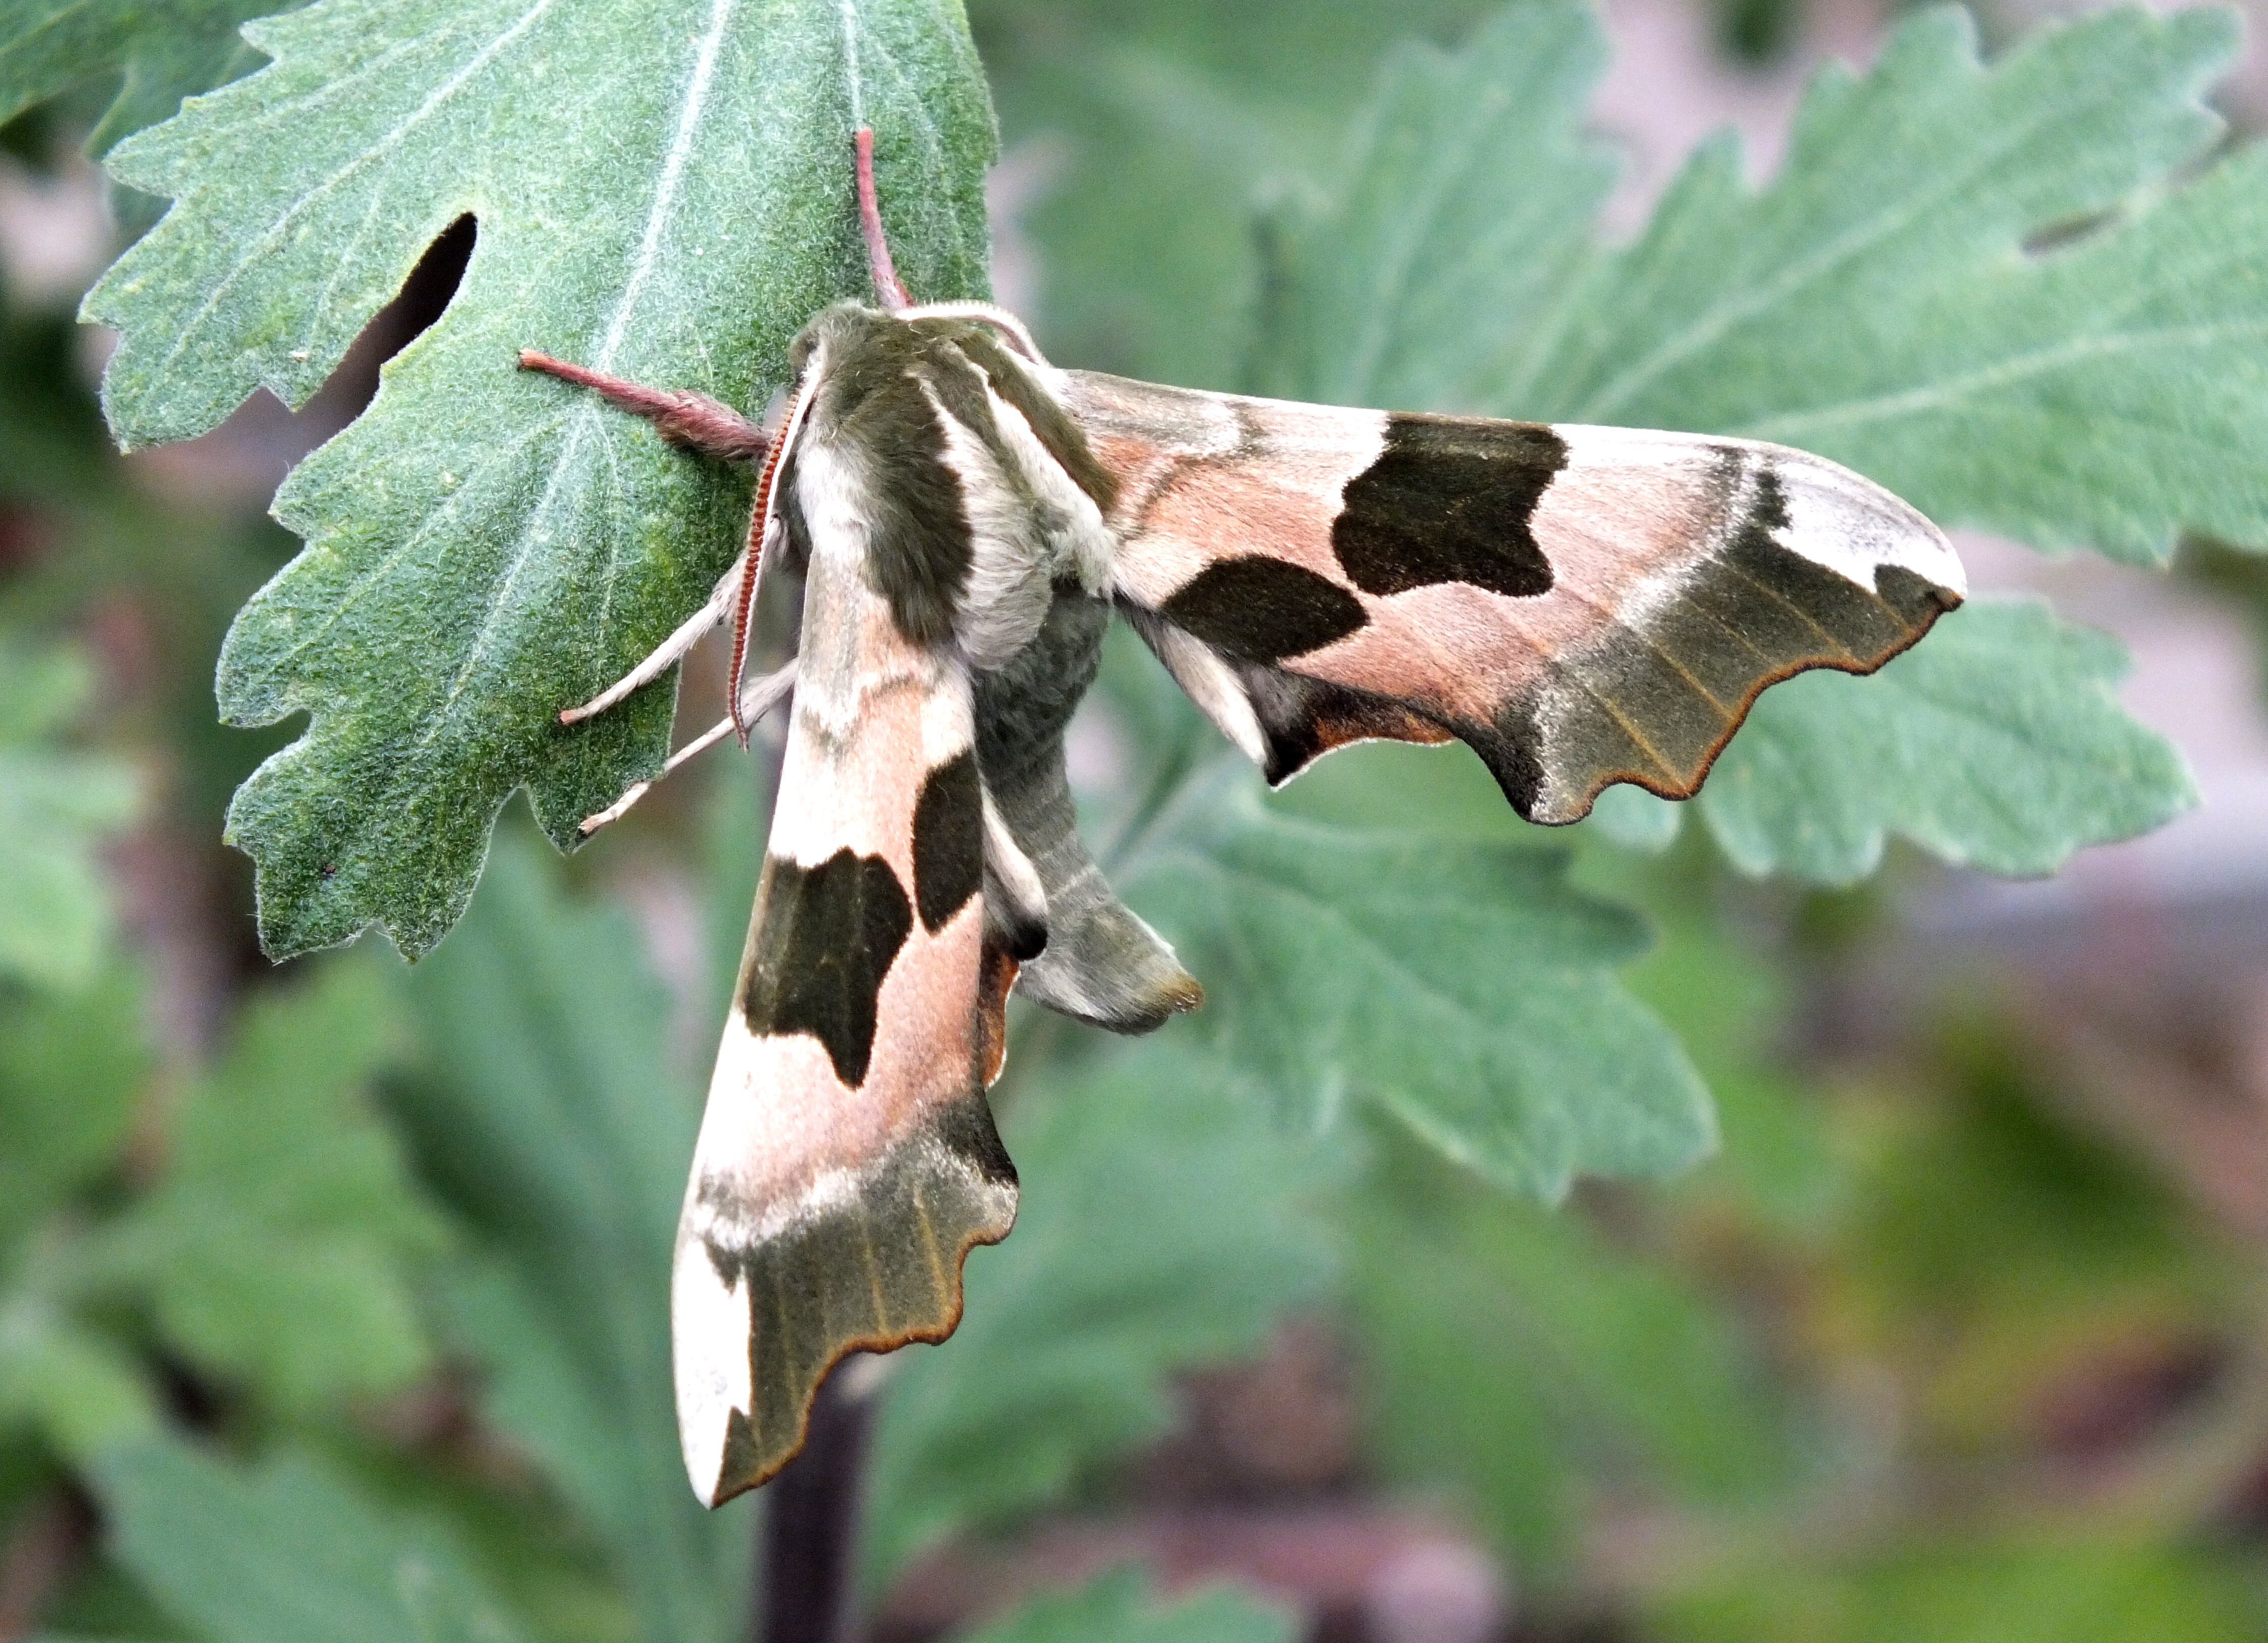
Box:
(520, 130, 1965, 1507)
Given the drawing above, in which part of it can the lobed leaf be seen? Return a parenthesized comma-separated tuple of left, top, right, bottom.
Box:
(1121, 763, 1713, 1199)
(85, 0, 996, 958)
(1694, 598, 2197, 882)
(1527, 8, 2265, 568)
(1257, 3, 2220, 879)
(863, 1042, 1336, 1588)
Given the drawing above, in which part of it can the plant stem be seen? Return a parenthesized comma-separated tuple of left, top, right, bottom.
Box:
(758, 1363, 879, 1643)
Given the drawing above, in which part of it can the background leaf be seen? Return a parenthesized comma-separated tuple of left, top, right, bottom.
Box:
(83, 0, 996, 959)
(1353, 1135, 1794, 1569)
(89, 1435, 532, 1643)
(0, 0, 305, 158)
(0, 639, 141, 991)
(1246, 0, 1614, 412)
(965, 0, 1500, 390)
(395, 835, 747, 1643)
(863, 1042, 1337, 1588)
(957, 1568, 1297, 1643)
(1122, 762, 1713, 1198)
(0, 965, 161, 1459)
(95, 956, 447, 1412)
(0, 965, 147, 1245)
(1649, 1537, 2265, 1643)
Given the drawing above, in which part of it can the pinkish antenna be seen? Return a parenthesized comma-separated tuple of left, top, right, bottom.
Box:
(855, 127, 912, 311)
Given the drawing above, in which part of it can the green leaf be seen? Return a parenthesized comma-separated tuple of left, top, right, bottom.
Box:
(1246, 0, 1613, 411)
(396, 835, 746, 1643)
(1351, 1139, 1793, 1570)
(84, 0, 995, 959)
(1694, 599, 2196, 882)
(957, 1568, 1298, 1643)
(1612, 908, 1840, 1233)
(971, 0, 1501, 389)
(863, 1043, 1336, 1589)
(1527, 8, 2262, 568)
(1255, 5, 2223, 881)
(89, 1434, 533, 1643)
(1647, 1536, 2267, 1643)
(0, 1300, 161, 1462)
(0, 640, 141, 992)
(1276, 3, 2264, 570)
(1121, 764, 1713, 1199)
(0, 1, 300, 157)
(102, 957, 449, 1410)
(0, 964, 148, 1244)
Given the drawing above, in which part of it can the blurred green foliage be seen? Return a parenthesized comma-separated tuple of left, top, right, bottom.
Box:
(4, 1, 2267, 1641)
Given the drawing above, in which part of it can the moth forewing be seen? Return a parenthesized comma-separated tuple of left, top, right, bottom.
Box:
(670, 442, 1017, 1509)
(1065, 373, 1964, 821)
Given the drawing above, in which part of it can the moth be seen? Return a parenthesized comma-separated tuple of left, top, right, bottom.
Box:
(521, 130, 1964, 1507)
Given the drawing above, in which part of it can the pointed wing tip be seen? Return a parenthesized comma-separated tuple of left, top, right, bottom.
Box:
(671, 1093, 1019, 1507)
(681, 1203, 1017, 1508)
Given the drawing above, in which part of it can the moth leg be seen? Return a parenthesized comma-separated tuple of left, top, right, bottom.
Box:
(558, 549, 748, 725)
(517, 350, 768, 463)
(578, 658, 798, 834)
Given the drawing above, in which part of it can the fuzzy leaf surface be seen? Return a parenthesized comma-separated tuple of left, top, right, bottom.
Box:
(1694, 599, 2196, 881)
(863, 1043, 1335, 1588)
(1527, 7, 2267, 567)
(1117, 762, 1712, 1199)
(85, 0, 995, 958)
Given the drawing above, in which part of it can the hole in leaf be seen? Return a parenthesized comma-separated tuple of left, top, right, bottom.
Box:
(124, 214, 477, 507)
(314, 212, 477, 425)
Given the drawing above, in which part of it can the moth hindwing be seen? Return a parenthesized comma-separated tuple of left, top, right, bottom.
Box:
(520, 128, 1962, 1508)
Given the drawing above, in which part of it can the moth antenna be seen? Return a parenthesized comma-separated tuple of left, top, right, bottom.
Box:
(727, 377, 813, 742)
(855, 127, 912, 311)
